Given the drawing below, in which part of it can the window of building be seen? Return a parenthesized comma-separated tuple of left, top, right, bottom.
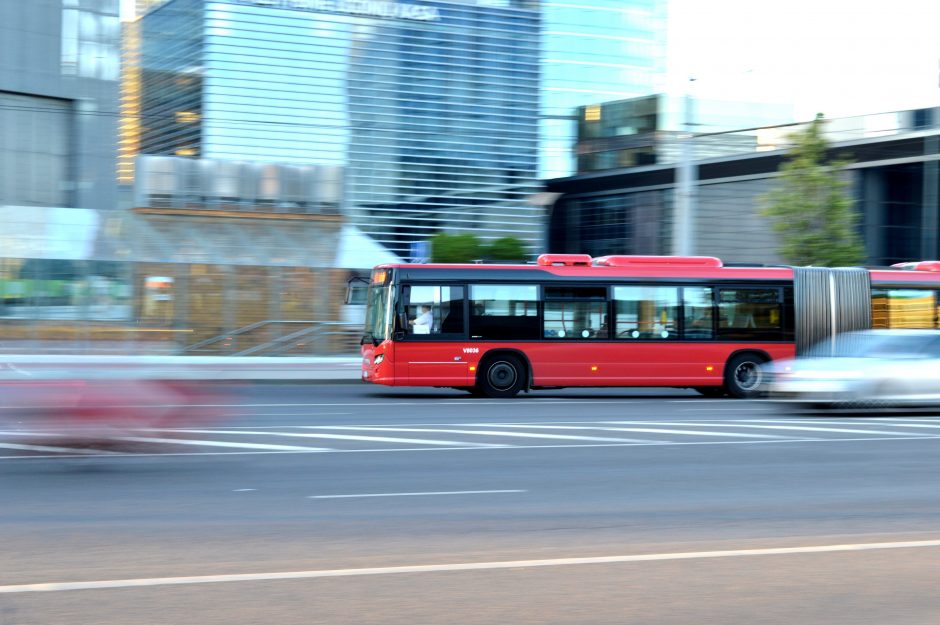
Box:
(543, 286, 607, 339)
(717, 288, 783, 340)
(402, 285, 465, 337)
(469, 284, 538, 340)
(683, 286, 714, 339)
(871, 288, 938, 328)
(613, 286, 678, 339)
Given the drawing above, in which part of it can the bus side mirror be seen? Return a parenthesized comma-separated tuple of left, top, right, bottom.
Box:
(345, 276, 369, 305)
(397, 311, 408, 332)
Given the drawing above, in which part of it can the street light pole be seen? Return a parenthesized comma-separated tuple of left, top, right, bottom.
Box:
(672, 78, 697, 256)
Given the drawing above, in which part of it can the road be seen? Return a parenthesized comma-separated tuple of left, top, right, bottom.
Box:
(2, 385, 940, 624)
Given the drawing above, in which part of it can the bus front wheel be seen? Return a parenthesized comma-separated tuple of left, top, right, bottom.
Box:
(478, 355, 525, 398)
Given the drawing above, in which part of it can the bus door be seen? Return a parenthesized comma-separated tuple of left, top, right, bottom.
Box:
(601, 285, 716, 384)
(537, 285, 612, 382)
(395, 284, 470, 385)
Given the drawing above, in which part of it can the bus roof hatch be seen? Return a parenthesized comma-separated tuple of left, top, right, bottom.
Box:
(593, 255, 723, 268)
(891, 261, 940, 272)
(536, 254, 593, 267)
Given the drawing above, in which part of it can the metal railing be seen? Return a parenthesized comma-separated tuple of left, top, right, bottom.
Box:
(183, 320, 362, 356)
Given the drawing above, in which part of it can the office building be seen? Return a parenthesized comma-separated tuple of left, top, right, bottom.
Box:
(0, 0, 120, 211)
(539, 0, 666, 179)
(573, 94, 794, 174)
(132, 0, 548, 257)
(547, 107, 940, 266)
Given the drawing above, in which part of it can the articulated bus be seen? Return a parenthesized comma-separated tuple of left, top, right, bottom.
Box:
(358, 254, 940, 398)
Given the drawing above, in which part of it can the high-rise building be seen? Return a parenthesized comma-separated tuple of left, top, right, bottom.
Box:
(0, 0, 120, 210)
(539, 0, 666, 179)
(132, 0, 544, 257)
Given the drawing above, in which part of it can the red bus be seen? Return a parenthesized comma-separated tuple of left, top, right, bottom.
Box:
(358, 254, 940, 398)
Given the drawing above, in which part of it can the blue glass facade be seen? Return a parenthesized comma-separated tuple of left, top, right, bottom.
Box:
(140, 0, 544, 256)
(540, 0, 665, 178)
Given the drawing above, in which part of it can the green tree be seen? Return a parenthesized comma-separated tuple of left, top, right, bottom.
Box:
(485, 236, 528, 262)
(760, 113, 864, 266)
(429, 233, 483, 263)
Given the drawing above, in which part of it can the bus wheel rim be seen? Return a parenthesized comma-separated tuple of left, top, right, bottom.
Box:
(735, 362, 761, 390)
(488, 361, 517, 391)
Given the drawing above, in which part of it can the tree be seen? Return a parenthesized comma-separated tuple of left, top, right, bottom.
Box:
(429, 233, 483, 263)
(485, 236, 528, 262)
(760, 113, 864, 266)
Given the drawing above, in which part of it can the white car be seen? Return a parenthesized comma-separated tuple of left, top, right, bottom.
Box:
(767, 330, 940, 410)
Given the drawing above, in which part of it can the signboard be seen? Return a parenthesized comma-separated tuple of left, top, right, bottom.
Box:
(409, 240, 429, 263)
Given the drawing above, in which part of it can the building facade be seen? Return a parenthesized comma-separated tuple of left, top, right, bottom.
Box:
(0, 0, 120, 211)
(547, 108, 940, 266)
(539, 0, 666, 179)
(133, 0, 552, 257)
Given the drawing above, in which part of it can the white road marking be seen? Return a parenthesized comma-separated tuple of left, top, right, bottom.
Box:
(751, 419, 940, 430)
(1, 434, 940, 460)
(715, 423, 934, 436)
(678, 407, 758, 411)
(308, 426, 663, 444)
(151, 428, 505, 448)
(109, 436, 331, 452)
(469, 424, 793, 440)
(0, 442, 119, 455)
(669, 399, 774, 403)
(309, 489, 525, 499)
(60, 400, 638, 409)
(226, 412, 353, 417)
(865, 417, 940, 422)
(233, 489, 256, 492)
(4, 538, 940, 594)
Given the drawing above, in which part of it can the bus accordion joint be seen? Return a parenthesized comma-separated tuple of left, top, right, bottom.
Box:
(890, 261, 940, 272)
(593, 255, 723, 268)
(537, 254, 593, 267)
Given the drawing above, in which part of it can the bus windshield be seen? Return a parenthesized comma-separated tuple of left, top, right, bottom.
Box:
(364, 282, 391, 343)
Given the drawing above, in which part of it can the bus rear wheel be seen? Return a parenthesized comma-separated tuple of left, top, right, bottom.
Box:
(725, 353, 767, 399)
(477, 355, 525, 398)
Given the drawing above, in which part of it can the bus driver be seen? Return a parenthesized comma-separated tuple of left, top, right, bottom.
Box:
(410, 305, 433, 332)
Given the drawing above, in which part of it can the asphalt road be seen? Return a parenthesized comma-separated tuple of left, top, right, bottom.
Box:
(3, 385, 940, 624)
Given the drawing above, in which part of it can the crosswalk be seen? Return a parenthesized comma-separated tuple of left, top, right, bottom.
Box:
(4, 416, 940, 458)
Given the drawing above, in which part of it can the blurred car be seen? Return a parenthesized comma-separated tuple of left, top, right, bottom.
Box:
(767, 329, 940, 410)
(0, 370, 231, 449)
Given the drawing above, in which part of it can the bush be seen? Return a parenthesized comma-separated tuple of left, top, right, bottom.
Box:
(485, 237, 527, 262)
(429, 233, 483, 263)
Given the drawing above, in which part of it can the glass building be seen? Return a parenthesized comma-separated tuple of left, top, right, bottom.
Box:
(136, 0, 544, 257)
(0, 0, 120, 211)
(539, 0, 666, 179)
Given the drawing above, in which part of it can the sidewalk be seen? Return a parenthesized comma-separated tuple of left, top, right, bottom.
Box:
(0, 355, 364, 383)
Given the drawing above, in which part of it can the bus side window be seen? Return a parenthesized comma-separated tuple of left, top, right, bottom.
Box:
(871, 288, 938, 329)
(542, 286, 607, 339)
(612, 286, 679, 339)
(717, 288, 782, 340)
(682, 287, 713, 339)
(402, 285, 465, 337)
(469, 284, 539, 340)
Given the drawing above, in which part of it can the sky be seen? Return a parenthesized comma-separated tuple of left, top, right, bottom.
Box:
(122, 0, 940, 123)
(665, 0, 940, 121)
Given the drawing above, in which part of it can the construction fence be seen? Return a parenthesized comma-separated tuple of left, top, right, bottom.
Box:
(0, 257, 362, 355)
